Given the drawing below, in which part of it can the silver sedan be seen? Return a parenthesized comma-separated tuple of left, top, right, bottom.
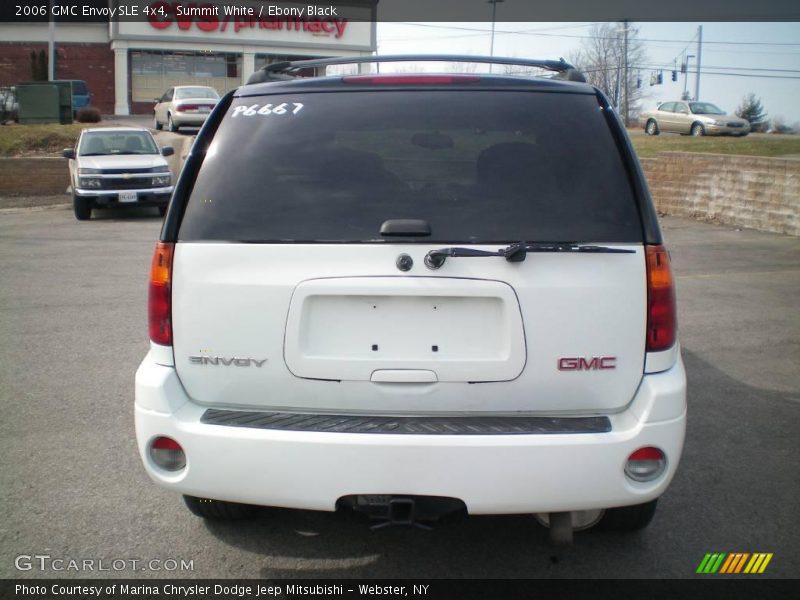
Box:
(639, 101, 750, 137)
(153, 86, 220, 132)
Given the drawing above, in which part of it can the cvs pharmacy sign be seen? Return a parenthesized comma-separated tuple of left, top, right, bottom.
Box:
(146, 2, 350, 38)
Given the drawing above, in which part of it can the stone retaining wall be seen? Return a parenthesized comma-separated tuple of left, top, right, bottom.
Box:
(0, 157, 67, 196)
(640, 151, 799, 236)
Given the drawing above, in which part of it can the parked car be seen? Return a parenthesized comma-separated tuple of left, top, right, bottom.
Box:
(639, 100, 750, 136)
(135, 56, 685, 542)
(153, 85, 220, 132)
(63, 127, 174, 220)
(53, 79, 91, 116)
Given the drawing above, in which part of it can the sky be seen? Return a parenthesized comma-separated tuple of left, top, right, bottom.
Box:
(375, 22, 800, 125)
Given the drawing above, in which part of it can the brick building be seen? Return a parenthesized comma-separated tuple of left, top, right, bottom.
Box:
(0, 2, 375, 115)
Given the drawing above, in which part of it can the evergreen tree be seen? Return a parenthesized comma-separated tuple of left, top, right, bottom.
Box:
(736, 93, 768, 130)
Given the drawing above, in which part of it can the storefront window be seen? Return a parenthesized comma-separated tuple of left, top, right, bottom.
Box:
(164, 52, 194, 77)
(254, 54, 321, 70)
(131, 51, 163, 76)
(130, 51, 242, 103)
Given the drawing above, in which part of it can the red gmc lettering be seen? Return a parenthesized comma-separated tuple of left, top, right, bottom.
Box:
(558, 357, 617, 371)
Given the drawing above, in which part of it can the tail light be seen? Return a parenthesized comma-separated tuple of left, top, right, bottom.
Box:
(149, 436, 186, 471)
(176, 103, 197, 111)
(342, 74, 481, 85)
(645, 244, 677, 352)
(625, 447, 666, 482)
(148, 242, 174, 346)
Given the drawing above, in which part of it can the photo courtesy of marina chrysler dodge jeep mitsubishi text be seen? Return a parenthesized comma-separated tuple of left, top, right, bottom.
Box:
(135, 56, 685, 543)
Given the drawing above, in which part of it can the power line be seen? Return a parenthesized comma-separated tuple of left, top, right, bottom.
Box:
(669, 70, 800, 79)
(379, 22, 595, 42)
(586, 64, 800, 79)
(641, 63, 800, 74)
(385, 22, 800, 48)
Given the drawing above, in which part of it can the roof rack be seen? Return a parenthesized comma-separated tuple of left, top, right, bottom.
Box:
(246, 54, 586, 85)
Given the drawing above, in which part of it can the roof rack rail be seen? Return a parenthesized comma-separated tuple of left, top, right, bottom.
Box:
(247, 54, 586, 85)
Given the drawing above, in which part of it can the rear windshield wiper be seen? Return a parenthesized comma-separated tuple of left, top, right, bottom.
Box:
(424, 242, 635, 269)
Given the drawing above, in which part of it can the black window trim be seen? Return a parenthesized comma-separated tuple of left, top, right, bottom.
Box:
(161, 86, 662, 245)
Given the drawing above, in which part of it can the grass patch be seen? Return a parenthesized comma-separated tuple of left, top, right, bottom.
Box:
(630, 132, 800, 159)
(0, 123, 103, 156)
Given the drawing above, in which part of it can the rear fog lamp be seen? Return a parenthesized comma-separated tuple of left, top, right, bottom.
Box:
(149, 436, 186, 471)
(625, 446, 666, 482)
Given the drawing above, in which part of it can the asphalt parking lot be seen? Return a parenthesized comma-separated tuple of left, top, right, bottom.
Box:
(0, 207, 797, 579)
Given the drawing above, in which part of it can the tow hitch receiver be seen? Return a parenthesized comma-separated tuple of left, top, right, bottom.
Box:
(340, 495, 467, 530)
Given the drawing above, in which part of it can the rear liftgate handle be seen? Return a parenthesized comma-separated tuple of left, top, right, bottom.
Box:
(370, 370, 438, 384)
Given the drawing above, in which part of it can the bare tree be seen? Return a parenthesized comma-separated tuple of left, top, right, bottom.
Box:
(568, 22, 647, 126)
(770, 115, 795, 135)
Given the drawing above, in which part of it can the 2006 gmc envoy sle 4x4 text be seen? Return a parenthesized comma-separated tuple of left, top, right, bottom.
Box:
(135, 56, 686, 543)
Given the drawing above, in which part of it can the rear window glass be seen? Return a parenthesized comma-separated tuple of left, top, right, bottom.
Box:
(176, 87, 219, 99)
(179, 90, 641, 243)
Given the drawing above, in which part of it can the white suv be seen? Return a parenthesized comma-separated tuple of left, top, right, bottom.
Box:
(135, 56, 686, 541)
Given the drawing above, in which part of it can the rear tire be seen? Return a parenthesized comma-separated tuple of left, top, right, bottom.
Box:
(645, 120, 660, 136)
(167, 114, 178, 133)
(183, 495, 258, 520)
(691, 123, 705, 137)
(597, 499, 658, 531)
(73, 195, 91, 221)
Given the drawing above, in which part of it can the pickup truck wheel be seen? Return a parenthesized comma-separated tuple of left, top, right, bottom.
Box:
(645, 120, 659, 136)
(73, 195, 92, 221)
(183, 495, 258, 520)
(597, 499, 658, 531)
(691, 123, 705, 137)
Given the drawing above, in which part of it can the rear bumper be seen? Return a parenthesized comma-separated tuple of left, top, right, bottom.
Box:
(135, 352, 686, 514)
(171, 113, 209, 127)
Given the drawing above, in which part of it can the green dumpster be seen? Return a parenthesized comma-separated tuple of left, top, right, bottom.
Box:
(17, 81, 73, 124)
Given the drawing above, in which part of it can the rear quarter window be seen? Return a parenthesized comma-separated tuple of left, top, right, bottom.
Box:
(178, 89, 642, 243)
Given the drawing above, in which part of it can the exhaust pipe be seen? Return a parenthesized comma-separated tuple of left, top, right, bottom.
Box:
(548, 512, 574, 545)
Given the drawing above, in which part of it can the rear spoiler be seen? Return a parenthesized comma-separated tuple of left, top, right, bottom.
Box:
(247, 54, 586, 85)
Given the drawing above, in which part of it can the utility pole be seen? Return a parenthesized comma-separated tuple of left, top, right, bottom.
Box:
(488, 0, 504, 74)
(622, 20, 629, 126)
(47, 0, 54, 80)
(695, 25, 703, 101)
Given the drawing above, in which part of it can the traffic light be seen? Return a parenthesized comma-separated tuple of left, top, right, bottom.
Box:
(657, 72, 663, 85)
(671, 70, 677, 82)
(650, 73, 656, 86)
(680, 62, 687, 74)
